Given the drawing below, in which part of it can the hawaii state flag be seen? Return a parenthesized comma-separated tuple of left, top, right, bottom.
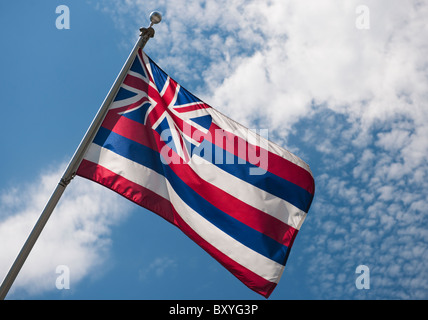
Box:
(76, 48, 315, 298)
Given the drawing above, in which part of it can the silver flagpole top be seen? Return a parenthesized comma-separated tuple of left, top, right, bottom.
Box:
(139, 11, 162, 48)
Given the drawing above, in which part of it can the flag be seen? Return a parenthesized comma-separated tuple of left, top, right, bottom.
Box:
(76, 48, 315, 298)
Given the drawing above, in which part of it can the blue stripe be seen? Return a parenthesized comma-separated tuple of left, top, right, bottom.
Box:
(92, 127, 290, 265)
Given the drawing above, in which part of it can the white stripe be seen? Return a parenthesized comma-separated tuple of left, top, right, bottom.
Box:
(187, 155, 307, 230)
(165, 179, 285, 283)
(83, 143, 170, 201)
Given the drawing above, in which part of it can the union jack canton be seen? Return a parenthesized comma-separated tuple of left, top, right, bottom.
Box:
(112, 52, 212, 163)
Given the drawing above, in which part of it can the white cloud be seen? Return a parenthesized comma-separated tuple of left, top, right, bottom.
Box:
(0, 164, 131, 297)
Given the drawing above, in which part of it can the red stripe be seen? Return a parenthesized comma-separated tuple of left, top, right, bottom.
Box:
(207, 123, 315, 195)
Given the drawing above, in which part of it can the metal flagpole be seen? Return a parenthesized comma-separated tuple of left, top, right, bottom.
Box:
(0, 12, 162, 300)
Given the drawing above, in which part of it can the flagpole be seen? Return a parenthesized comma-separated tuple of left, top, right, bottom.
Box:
(0, 12, 162, 300)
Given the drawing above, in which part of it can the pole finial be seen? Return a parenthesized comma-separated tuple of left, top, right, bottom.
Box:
(149, 11, 162, 27)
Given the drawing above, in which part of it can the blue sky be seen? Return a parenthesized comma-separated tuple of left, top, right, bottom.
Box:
(1, 0, 427, 300)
